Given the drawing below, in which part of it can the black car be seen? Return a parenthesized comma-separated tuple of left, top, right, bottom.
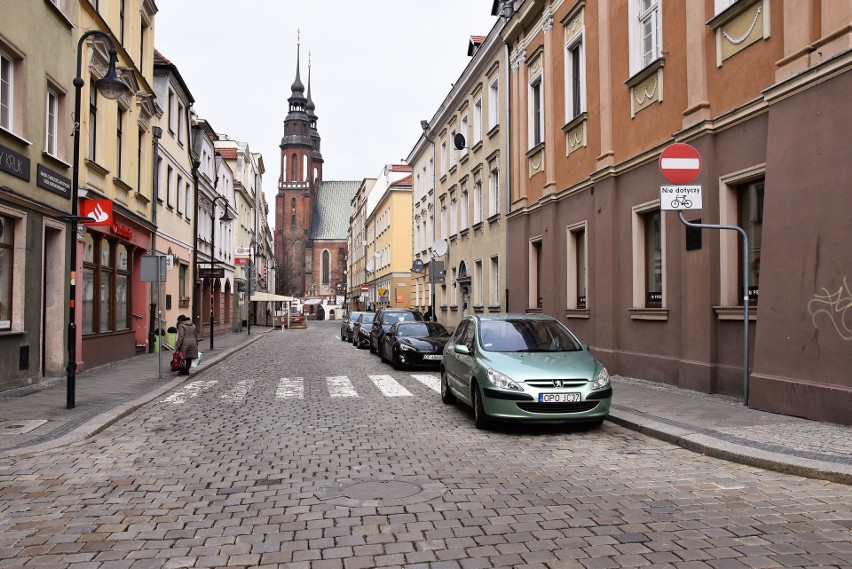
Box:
(340, 311, 364, 342)
(352, 312, 375, 348)
(369, 308, 424, 354)
(380, 321, 451, 370)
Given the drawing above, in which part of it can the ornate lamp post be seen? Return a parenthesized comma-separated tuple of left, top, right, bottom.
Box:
(209, 195, 233, 350)
(64, 31, 128, 409)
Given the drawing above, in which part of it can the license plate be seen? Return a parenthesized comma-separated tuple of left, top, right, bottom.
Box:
(423, 354, 442, 360)
(539, 392, 580, 403)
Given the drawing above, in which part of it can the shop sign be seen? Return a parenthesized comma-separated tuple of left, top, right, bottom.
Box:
(36, 165, 71, 197)
(111, 221, 132, 239)
(81, 199, 112, 226)
(0, 143, 30, 181)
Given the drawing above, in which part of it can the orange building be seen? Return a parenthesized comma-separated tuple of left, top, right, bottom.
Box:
(500, 0, 851, 424)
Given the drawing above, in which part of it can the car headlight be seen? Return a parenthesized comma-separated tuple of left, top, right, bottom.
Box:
(486, 368, 523, 391)
(399, 343, 415, 352)
(592, 367, 610, 390)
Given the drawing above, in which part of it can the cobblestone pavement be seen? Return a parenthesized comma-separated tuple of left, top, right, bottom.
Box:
(1, 323, 850, 568)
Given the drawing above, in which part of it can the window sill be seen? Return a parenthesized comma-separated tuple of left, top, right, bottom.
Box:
(564, 309, 590, 319)
(449, 305, 459, 312)
(460, 153, 469, 165)
(42, 152, 72, 169)
(628, 308, 669, 321)
(562, 111, 588, 133)
(472, 221, 484, 231)
(439, 304, 448, 311)
(473, 305, 485, 313)
(525, 142, 545, 158)
(459, 228, 469, 238)
(0, 329, 25, 337)
(714, 305, 758, 321)
(525, 308, 543, 314)
(487, 305, 502, 312)
(0, 127, 33, 147)
(84, 159, 110, 177)
(471, 140, 483, 153)
(487, 213, 501, 224)
(487, 124, 500, 139)
(625, 57, 665, 88)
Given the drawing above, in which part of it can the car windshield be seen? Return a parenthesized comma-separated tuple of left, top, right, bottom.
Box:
(478, 320, 582, 352)
(359, 314, 375, 324)
(382, 311, 421, 324)
(396, 322, 449, 338)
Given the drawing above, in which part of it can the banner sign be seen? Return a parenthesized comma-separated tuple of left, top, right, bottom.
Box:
(81, 199, 112, 226)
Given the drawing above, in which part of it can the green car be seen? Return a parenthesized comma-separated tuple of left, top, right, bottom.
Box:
(441, 314, 612, 429)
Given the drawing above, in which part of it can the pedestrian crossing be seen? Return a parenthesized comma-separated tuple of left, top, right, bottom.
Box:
(161, 373, 440, 404)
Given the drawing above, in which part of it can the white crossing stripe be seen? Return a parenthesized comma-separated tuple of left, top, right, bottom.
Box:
(277, 377, 304, 398)
(369, 374, 413, 397)
(410, 374, 441, 393)
(161, 380, 217, 404)
(222, 378, 255, 401)
(327, 375, 358, 397)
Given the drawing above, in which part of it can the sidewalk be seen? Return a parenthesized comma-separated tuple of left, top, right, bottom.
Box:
(1, 327, 850, 485)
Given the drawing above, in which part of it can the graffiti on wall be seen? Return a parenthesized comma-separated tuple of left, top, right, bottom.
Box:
(808, 277, 852, 341)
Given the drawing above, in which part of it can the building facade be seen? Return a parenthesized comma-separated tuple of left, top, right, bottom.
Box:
(500, 0, 852, 424)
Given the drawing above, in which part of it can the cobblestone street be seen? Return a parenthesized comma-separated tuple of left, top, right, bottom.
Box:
(1, 322, 850, 568)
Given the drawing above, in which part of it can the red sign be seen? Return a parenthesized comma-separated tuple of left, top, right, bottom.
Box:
(81, 199, 113, 226)
(235, 257, 250, 266)
(659, 143, 701, 184)
(360, 284, 369, 293)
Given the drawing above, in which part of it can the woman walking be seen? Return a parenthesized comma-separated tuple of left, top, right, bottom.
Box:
(174, 315, 199, 375)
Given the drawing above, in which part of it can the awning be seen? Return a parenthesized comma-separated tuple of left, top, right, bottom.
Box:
(304, 298, 324, 305)
(249, 292, 297, 303)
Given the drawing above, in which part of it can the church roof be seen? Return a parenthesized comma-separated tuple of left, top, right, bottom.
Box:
(310, 180, 360, 241)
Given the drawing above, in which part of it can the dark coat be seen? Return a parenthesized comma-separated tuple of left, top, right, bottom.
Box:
(175, 320, 199, 359)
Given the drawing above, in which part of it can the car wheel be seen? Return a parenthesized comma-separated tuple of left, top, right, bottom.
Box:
(392, 348, 403, 371)
(472, 382, 490, 430)
(440, 369, 456, 404)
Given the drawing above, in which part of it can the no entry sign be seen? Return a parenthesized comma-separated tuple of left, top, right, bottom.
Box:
(659, 143, 701, 184)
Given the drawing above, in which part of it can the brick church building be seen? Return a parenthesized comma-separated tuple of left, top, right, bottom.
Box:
(275, 42, 359, 301)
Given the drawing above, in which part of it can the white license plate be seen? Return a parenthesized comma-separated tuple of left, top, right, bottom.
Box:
(423, 354, 442, 360)
(539, 392, 581, 403)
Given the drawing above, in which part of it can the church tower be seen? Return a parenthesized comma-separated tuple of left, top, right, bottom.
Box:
(275, 38, 319, 297)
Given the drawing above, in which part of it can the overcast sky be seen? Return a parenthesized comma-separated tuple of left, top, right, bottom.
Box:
(155, 1, 500, 220)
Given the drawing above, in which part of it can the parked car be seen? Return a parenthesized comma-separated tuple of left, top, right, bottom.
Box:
(369, 308, 424, 354)
(380, 321, 451, 370)
(340, 311, 364, 342)
(352, 312, 375, 348)
(440, 314, 612, 429)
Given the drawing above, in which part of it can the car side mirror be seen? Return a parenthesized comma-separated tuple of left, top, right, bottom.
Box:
(454, 345, 470, 356)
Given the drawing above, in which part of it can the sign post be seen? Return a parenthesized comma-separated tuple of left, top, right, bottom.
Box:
(659, 143, 751, 406)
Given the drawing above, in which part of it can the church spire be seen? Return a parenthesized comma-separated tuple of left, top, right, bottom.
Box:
(306, 52, 316, 118)
(289, 31, 305, 100)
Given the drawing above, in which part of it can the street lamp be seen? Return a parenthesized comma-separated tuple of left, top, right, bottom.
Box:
(209, 195, 233, 350)
(65, 30, 128, 409)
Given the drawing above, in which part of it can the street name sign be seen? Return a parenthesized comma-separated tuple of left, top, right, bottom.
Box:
(660, 185, 702, 211)
(659, 143, 701, 184)
(199, 267, 225, 279)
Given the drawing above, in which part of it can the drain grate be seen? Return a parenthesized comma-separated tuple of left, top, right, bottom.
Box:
(0, 420, 48, 435)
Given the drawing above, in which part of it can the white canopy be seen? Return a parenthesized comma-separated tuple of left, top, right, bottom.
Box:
(249, 292, 297, 303)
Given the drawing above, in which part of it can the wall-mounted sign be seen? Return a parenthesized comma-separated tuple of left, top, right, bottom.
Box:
(36, 165, 70, 197)
(0, 143, 30, 181)
(111, 221, 132, 239)
(81, 199, 112, 226)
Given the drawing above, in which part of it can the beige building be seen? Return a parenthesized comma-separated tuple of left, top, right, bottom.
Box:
(347, 178, 375, 311)
(423, 24, 509, 330)
(152, 50, 194, 340)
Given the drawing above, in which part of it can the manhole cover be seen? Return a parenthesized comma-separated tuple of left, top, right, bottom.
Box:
(0, 420, 48, 435)
(345, 480, 421, 500)
(316, 477, 446, 507)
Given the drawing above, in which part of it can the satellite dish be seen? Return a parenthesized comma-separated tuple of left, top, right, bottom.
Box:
(366, 260, 374, 272)
(432, 239, 448, 257)
(412, 259, 424, 273)
(453, 133, 466, 150)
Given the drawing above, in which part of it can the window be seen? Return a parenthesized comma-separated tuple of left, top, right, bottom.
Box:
(167, 89, 175, 133)
(489, 256, 499, 306)
(177, 102, 185, 144)
(450, 197, 457, 236)
(633, 0, 662, 71)
(473, 181, 483, 225)
(565, 31, 586, 121)
(473, 98, 482, 145)
(631, 203, 665, 312)
(82, 234, 131, 334)
(440, 201, 447, 240)
(184, 181, 192, 220)
(530, 239, 543, 308)
(0, 48, 13, 131)
(566, 223, 587, 309)
(440, 141, 448, 176)
(474, 260, 483, 306)
(488, 77, 499, 131)
(460, 115, 469, 157)
(488, 164, 499, 217)
(45, 88, 59, 156)
(88, 78, 98, 160)
(291, 154, 297, 181)
(0, 214, 13, 330)
(460, 190, 469, 231)
(303, 155, 307, 181)
(645, 211, 662, 307)
(176, 174, 183, 213)
(739, 180, 763, 304)
(179, 264, 187, 300)
(322, 250, 330, 285)
(137, 128, 143, 190)
(116, 107, 124, 178)
(529, 76, 543, 147)
(119, 0, 126, 43)
(714, 0, 737, 13)
(165, 165, 173, 207)
(449, 130, 457, 169)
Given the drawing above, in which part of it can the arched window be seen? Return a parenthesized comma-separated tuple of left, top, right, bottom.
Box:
(321, 250, 330, 285)
(303, 155, 308, 181)
(291, 154, 297, 181)
(282, 155, 286, 181)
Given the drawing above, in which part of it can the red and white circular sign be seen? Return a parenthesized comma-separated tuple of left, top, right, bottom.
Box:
(360, 284, 369, 293)
(659, 143, 701, 185)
